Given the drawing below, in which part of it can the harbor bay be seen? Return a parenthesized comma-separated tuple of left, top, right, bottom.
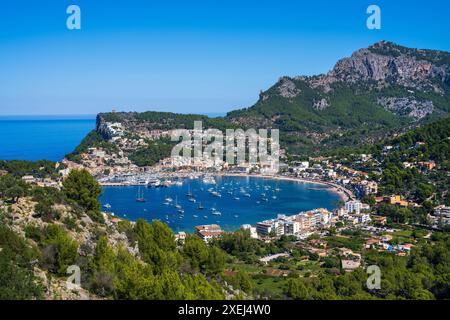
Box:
(100, 175, 341, 232)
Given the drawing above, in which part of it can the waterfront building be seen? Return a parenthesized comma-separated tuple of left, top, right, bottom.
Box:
(336, 207, 347, 217)
(256, 220, 285, 236)
(284, 221, 300, 235)
(306, 212, 319, 226)
(325, 169, 337, 179)
(295, 214, 310, 230)
(293, 161, 309, 172)
(295, 211, 322, 230)
(235, 164, 251, 173)
(345, 200, 363, 214)
(241, 224, 258, 238)
(256, 221, 274, 236)
(275, 222, 285, 236)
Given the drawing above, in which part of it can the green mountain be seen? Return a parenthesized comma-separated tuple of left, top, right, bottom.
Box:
(227, 41, 450, 154)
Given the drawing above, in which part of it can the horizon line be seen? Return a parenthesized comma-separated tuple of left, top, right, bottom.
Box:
(0, 111, 228, 118)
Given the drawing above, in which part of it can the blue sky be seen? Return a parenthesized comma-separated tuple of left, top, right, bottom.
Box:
(0, 0, 449, 115)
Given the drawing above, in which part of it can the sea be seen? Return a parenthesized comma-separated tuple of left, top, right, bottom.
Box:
(0, 115, 340, 231)
(0, 115, 96, 161)
(100, 176, 341, 232)
(0, 113, 228, 161)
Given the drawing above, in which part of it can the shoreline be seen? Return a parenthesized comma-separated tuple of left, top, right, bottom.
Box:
(99, 172, 351, 232)
(216, 173, 353, 202)
(99, 172, 354, 202)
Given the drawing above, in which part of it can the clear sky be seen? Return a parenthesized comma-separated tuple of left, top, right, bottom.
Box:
(0, 0, 449, 115)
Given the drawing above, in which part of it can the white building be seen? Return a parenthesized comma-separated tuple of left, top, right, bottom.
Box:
(284, 221, 300, 235)
(241, 224, 258, 239)
(256, 220, 285, 237)
(293, 161, 309, 172)
(320, 211, 332, 225)
(325, 169, 337, 179)
(175, 231, 187, 242)
(345, 200, 363, 214)
(358, 214, 372, 224)
(256, 221, 274, 236)
(336, 207, 348, 217)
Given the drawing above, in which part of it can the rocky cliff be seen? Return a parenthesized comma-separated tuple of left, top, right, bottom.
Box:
(313, 41, 450, 94)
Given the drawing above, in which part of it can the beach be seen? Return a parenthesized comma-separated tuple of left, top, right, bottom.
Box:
(217, 173, 354, 202)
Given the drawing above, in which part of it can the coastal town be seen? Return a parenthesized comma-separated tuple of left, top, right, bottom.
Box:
(57, 118, 448, 231)
(1, 0, 449, 304)
(1, 111, 449, 301)
(5, 115, 445, 285)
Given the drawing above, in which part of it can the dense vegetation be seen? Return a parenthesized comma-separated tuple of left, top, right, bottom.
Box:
(0, 167, 228, 299)
(0, 174, 29, 203)
(128, 137, 175, 167)
(0, 160, 62, 178)
(323, 117, 450, 206)
(66, 130, 119, 163)
(286, 234, 449, 300)
(62, 169, 104, 222)
(226, 79, 432, 154)
(53, 219, 225, 299)
(1, 163, 450, 299)
(101, 111, 238, 133)
(0, 214, 43, 299)
(377, 117, 449, 205)
(214, 229, 450, 300)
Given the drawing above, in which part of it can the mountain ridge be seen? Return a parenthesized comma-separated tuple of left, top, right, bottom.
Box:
(73, 41, 450, 160)
(226, 41, 450, 153)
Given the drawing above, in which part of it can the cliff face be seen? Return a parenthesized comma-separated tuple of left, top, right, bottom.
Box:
(322, 41, 450, 94)
(224, 41, 450, 153)
(253, 41, 450, 111)
(96, 114, 111, 139)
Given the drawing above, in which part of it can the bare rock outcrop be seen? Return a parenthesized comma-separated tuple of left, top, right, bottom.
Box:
(377, 97, 434, 120)
(276, 77, 301, 98)
(313, 98, 330, 111)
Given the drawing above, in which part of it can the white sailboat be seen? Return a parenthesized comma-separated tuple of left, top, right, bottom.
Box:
(175, 196, 182, 209)
(136, 187, 146, 202)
